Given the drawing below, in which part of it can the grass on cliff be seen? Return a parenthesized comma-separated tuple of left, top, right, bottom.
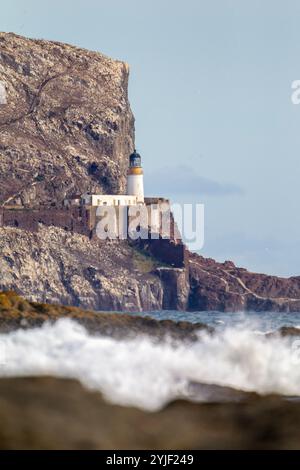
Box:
(130, 247, 170, 274)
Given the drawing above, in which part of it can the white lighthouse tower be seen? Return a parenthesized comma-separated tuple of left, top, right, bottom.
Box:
(126, 149, 144, 203)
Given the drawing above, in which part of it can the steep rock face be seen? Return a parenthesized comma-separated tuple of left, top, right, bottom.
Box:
(2, 224, 300, 313)
(0, 32, 134, 207)
(0, 226, 165, 311)
(156, 267, 189, 310)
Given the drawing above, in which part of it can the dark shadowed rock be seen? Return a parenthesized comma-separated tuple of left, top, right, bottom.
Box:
(267, 326, 300, 338)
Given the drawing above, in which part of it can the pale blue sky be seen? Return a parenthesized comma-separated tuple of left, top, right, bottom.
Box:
(2, 0, 300, 276)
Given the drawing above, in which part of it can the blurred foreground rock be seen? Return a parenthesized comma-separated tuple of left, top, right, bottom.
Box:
(0, 377, 299, 450)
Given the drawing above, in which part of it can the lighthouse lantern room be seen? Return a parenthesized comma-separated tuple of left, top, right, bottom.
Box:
(126, 149, 144, 203)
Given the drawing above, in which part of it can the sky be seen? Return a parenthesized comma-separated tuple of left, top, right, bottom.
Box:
(2, 0, 300, 277)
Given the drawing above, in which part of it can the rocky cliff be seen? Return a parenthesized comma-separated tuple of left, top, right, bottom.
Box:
(189, 253, 300, 312)
(0, 222, 299, 312)
(0, 226, 189, 311)
(0, 32, 300, 313)
(0, 32, 133, 207)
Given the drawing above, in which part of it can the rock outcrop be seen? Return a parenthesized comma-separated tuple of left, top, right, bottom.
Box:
(0, 291, 211, 339)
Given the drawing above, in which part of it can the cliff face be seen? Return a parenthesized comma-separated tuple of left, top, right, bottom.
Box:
(0, 226, 162, 311)
(189, 253, 300, 312)
(0, 226, 189, 312)
(0, 32, 133, 207)
(0, 222, 299, 313)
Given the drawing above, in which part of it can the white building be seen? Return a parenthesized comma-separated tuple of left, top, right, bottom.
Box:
(83, 194, 139, 207)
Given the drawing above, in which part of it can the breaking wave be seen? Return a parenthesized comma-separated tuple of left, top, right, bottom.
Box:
(0, 318, 299, 411)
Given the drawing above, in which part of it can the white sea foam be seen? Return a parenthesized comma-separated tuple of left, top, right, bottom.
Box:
(0, 318, 299, 411)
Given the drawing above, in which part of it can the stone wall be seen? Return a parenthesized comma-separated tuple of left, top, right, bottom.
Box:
(0, 207, 92, 237)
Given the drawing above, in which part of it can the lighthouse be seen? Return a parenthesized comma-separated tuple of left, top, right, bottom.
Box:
(127, 149, 144, 203)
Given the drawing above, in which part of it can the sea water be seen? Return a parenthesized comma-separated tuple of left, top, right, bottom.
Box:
(112, 309, 300, 333)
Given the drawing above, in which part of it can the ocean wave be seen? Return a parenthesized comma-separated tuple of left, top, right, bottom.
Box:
(0, 318, 299, 411)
